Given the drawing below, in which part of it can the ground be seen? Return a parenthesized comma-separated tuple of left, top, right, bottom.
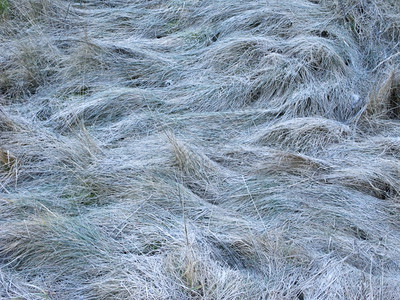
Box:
(1, 0, 400, 299)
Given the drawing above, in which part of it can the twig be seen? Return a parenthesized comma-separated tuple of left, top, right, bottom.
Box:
(242, 175, 266, 230)
(371, 52, 400, 73)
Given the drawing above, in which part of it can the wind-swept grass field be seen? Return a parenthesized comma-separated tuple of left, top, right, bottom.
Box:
(1, 0, 400, 299)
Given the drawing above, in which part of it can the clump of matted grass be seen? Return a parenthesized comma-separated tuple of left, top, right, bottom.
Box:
(168, 133, 230, 202)
(364, 69, 400, 120)
(1, 0, 67, 24)
(250, 117, 351, 153)
(0, 36, 61, 99)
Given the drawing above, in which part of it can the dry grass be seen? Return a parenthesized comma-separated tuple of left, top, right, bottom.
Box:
(1, 0, 400, 299)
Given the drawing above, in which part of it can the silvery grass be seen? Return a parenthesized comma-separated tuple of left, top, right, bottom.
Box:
(1, 0, 400, 299)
